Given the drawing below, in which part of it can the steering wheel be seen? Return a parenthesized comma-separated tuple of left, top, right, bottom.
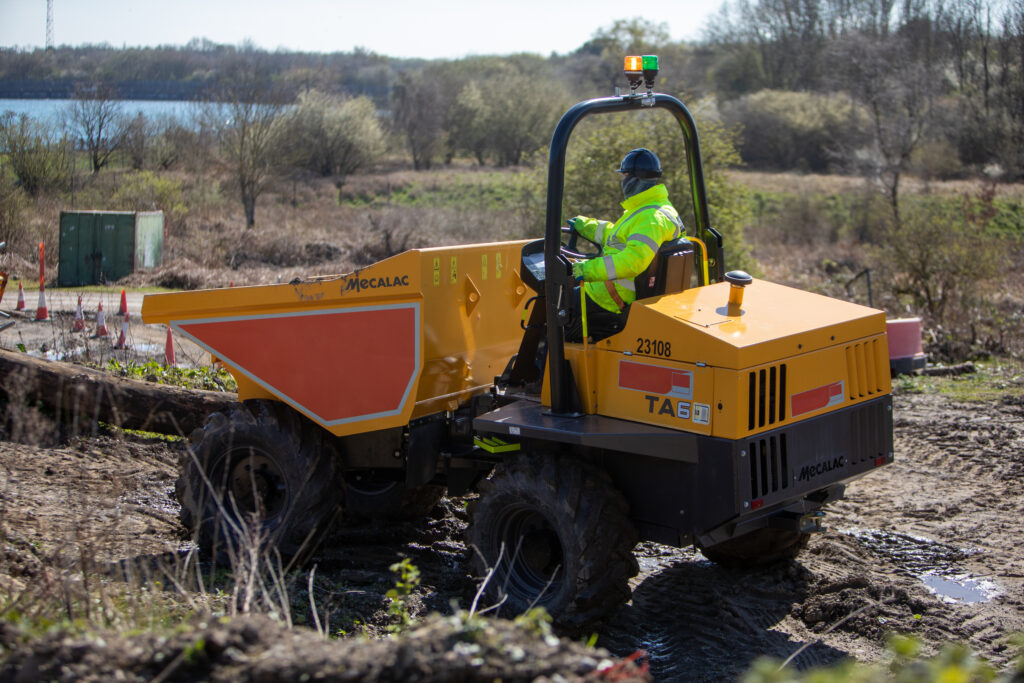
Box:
(561, 225, 603, 260)
(519, 225, 605, 294)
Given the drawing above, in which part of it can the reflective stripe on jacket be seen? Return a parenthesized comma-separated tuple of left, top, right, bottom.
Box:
(571, 184, 683, 313)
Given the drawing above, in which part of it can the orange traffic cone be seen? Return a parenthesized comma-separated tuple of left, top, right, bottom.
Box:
(164, 326, 176, 367)
(94, 301, 109, 337)
(15, 282, 25, 310)
(118, 288, 128, 315)
(73, 295, 86, 331)
(114, 311, 130, 349)
(35, 287, 49, 321)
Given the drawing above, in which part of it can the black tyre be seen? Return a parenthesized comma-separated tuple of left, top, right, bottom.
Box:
(699, 528, 810, 568)
(342, 474, 445, 521)
(465, 453, 638, 630)
(177, 401, 340, 563)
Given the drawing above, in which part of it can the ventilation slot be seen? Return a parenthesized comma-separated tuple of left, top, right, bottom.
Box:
(747, 364, 787, 431)
(845, 340, 884, 399)
(748, 434, 789, 500)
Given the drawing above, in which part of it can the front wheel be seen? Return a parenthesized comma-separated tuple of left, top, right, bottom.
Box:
(177, 401, 340, 563)
(466, 453, 638, 631)
(699, 528, 810, 568)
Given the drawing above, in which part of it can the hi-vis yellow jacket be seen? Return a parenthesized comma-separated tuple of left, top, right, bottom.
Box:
(571, 184, 684, 313)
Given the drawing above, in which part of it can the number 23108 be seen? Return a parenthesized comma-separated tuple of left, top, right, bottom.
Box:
(636, 337, 671, 357)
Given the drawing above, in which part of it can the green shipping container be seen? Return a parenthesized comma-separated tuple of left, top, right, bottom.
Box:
(58, 211, 164, 286)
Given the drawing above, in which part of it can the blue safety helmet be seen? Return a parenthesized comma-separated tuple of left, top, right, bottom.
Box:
(615, 148, 662, 178)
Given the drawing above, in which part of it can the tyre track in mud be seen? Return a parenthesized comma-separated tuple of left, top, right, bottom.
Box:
(595, 391, 1024, 680)
(3, 390, 1023, 680)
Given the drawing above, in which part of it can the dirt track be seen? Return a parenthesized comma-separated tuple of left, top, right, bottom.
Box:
(1, 355, 1023, 680)
(603, 390, 1024, 678)
(3, 302, 1024, 678)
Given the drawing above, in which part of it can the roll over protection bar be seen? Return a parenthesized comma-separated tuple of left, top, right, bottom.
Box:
(543, 92, 724, 415)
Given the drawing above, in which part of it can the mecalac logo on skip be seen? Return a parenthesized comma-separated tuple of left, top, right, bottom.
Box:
(341, 273, 410, 294)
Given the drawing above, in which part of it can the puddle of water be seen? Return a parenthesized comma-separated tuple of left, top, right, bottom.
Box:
(28, 347, 88, 362)
(132, 343, 163, 354)
(844, 529, 997, 603)
(25, 342, 166, 361)
(848, 529, 968, 573)
(921, 574, 998, 604)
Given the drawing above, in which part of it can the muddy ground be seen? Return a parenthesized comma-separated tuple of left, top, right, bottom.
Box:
(1, 308, 1024, 680)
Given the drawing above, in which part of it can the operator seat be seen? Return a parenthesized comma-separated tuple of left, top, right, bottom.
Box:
(634, 238, 695, 300)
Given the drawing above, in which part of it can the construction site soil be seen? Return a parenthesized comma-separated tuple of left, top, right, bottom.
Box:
(1, 311, 1024, 680)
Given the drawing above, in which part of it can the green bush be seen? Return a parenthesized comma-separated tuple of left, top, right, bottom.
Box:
(446, 72, 569, 167)
(385, 558, 421, 633)
(721, 90, 871, 172)
(102, 359, 237, 392)
(279, 90, 385, 180)
(748, 191, 875, 246)
(0, 170, 27, 251)
(910, 138, 965, 181)
(871, 195, 1013, 360)
(110, 170, 188, 234)
(0, 112, 72, 197)
(741, 634, 1010, 683)
(150, 115, 208, 172)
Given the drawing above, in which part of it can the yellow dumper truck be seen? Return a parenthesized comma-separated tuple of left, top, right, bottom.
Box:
(143, 56, 893, 629)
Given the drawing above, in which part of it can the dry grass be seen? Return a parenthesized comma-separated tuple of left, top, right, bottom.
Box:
(728, 169, 1024, 199)
(5, 165, 1023, 360)
(2, 165, 526, 288)
(2, 159, 548, 287)
(132, 167, 533, 288)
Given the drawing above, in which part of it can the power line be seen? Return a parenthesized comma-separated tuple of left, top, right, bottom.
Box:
(46, 0, 54, 50)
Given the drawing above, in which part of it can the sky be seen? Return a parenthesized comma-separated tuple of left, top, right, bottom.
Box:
(0, 0, 726, 60)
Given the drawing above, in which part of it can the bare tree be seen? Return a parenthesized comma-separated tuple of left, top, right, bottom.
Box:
(708, 0, 830, 91)
(447, 82, 490, 165)
(391, 70, 446, 170)
(197, 68, 286, 228)
(66, 84, 128, 174)
(998, 0, 1024, 176)
(122, 111, 149, 171)
(833, 31, 941, 228)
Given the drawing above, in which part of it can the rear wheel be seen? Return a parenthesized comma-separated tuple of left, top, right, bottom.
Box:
(177, 401, 340, 563)
(466, 453, 638, 631)
(699, 528, 810, 568)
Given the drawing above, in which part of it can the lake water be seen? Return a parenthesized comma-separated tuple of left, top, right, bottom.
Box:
(0, 99, 195, 123)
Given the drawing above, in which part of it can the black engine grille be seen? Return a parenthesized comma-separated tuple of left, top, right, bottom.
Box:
(747, 364, 787, 431)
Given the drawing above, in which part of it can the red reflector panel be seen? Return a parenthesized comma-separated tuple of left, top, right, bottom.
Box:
(751, 499, 764, 510)
(176, 305, 419, 425)
(618, 360, 693, 399)
(790, 381, 844, 417)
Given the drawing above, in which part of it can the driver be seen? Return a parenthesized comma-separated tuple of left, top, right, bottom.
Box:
(564, 148, 684, 342)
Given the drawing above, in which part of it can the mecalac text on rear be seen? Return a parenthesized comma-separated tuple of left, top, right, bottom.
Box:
(342, 274, 410, 294)
(798, 457, 846, 482)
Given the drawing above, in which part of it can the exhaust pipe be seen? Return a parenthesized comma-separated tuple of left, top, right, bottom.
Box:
(725, 270, 752, 316)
